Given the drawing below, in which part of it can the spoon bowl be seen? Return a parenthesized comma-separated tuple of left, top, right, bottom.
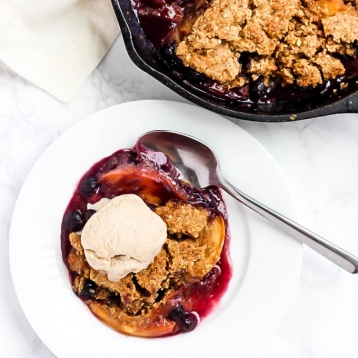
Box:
(138, 130, 358, 274)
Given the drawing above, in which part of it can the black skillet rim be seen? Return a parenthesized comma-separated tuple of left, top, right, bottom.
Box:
(111, 0, 358, 122)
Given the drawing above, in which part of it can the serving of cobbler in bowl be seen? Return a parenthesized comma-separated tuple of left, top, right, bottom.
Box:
(10, 100, 303, 357)
(61, 135, 232, 337)
(112, 0, 358, 120)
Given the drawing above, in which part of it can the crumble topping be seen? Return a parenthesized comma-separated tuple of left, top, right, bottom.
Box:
(322, 11, 358, 43)
(155, 200, 209, 238)
(175, 0, 358, 88)
(68, 201, 223, 318)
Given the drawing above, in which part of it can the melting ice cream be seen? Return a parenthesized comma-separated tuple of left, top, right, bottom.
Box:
(81, 194, 167, 281)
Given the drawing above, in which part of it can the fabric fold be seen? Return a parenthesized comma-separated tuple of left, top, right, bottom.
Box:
(0, 0, 120, 102)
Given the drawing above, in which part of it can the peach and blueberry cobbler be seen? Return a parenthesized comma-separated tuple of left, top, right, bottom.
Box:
(133, 0, 358, 103)
(61, 137, 231, 337)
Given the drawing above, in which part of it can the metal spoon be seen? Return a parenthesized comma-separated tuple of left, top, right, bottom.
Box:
(138, 130, 358, 274)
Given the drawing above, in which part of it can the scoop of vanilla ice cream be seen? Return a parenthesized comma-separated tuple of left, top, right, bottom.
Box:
(81, 194, 167, 281)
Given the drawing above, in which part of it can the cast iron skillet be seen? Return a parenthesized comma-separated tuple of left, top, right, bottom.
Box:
(111, 0, 358, 122)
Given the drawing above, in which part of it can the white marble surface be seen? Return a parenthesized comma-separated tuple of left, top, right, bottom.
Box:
(1, 36, 358, 358)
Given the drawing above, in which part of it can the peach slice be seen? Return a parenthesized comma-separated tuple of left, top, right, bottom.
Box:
(194, 215, 226, 278)
(199, 215, 226, 266)
(317, 0, 347, 16)
(88, 300, 177, 337)
(98, 165, 188, 205)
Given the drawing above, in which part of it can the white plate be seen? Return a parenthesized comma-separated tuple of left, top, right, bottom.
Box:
(10, 100, 302, 358)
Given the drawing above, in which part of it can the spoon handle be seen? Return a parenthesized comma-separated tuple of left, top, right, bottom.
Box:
(223, 180, 358, 274)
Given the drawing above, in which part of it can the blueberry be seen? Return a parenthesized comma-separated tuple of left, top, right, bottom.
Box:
(80, 177, 99, 197)
(169, 306, 198, 332)
(169, 305, 185, 321)
(177, 313, 198, 332)
(249, 77, 272, 99)
(80, 279, 97, 299)
(107, 292, 121, 306)
(64, 210, 84, 232)
(160, 42, 185, 70)
(161, 42, 175, 59)
(84, 209, 96, 222)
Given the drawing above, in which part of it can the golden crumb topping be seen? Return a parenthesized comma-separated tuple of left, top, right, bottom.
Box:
(155, 200, 209, 238)
(175, 0, 358, 88)
(68, 200, 224, 320)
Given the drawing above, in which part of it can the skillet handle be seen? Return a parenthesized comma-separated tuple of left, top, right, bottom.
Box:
(330, 91, 358, 114)
(301, 90, 358, 120)
(337, 92, 358, 113)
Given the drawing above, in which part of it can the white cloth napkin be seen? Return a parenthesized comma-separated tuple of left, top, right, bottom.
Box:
(0, 0, 120, 102)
